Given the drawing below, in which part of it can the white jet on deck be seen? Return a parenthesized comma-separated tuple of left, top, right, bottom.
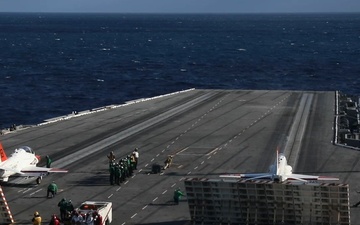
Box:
(0, 142, 68, 184)
(220, 150, 339, 183)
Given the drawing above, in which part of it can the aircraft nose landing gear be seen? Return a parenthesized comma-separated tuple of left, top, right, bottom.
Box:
(36, 176, 42, 184)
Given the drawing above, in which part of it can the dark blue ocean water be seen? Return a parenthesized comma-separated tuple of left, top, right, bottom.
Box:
(0, 13, 359, 128)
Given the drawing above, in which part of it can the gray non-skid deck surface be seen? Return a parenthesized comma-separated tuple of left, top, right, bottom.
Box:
(1, 89, 359, 225)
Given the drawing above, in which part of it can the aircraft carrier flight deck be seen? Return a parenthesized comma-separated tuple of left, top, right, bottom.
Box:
(1, 89, 360, 225)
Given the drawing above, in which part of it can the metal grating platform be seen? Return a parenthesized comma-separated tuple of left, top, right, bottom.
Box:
(184, 178, 350, 225)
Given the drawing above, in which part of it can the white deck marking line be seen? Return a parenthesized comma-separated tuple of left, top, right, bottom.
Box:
(171, 183, 176, 187)
(108, 194, 113, 198)
(142, 205, 148, 210)
(194, 166, 198, 170)
(162, 190, 167, 194)
(145, 164, 148, 167)
(153, 197, 158, 202)
(116, 187, 121, 191)
(151, 158, 154, 162)
(23, 188, 33, 193)
(206, 148, 218, 156)
(156, 154, 159, 157)
(18, 188, 26, 193)
(29, 189, 42, 196)
(176, 147, 189, 155)
(131, 213, 137, 218)
(201, 161, 204, 164)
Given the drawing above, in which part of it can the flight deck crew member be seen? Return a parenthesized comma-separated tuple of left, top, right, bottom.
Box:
(58, 198, 67, 221)
(107, 151, 115, 163)
(84, 211, 94, 225)
(93, 211, 102, 225)
(173, 188, 185, 205)
(46, 155, 52, 168)
(130, 154, 136, 172)
(126, 155, 133, 176)
(164, 155, 173, 170)
(47, 181, 58, 198)
(49, 214, 61, 225)
(32, 211, 42, 225)
(120, 162, 126, 182)
(114, 163, 121, 185)
(66, 199, 75, 213)
(133, 148, 139, 169)
(109, 163, 115, 185)
(71, 211, 83, 225)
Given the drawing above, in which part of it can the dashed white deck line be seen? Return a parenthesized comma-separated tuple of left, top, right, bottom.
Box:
(206, 148, 218, 155)
(131, 213, 137, 219)
(156, 154, 159, 157)
(152, 197, 158, 202)
(201, 161, 205, 164)
(151, 158, 154, 162)
(162, 190, 167, 194)
(171, 183, 176, 187)
(142, 205, 148, 210)
(187, 172, 191, 175)
(116, 187, 121, 191)
(145, 164, 149, 167)
(194, 166, 198, 170)
(108, 194, 113, 198)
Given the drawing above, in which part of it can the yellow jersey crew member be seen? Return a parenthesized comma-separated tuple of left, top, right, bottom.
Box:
(164, 155, 173, 170)
(32, 211, 42, 225)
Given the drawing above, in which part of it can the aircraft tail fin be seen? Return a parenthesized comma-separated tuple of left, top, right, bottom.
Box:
(0, 143, 8, 162)
(275, 147, 279, 175)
